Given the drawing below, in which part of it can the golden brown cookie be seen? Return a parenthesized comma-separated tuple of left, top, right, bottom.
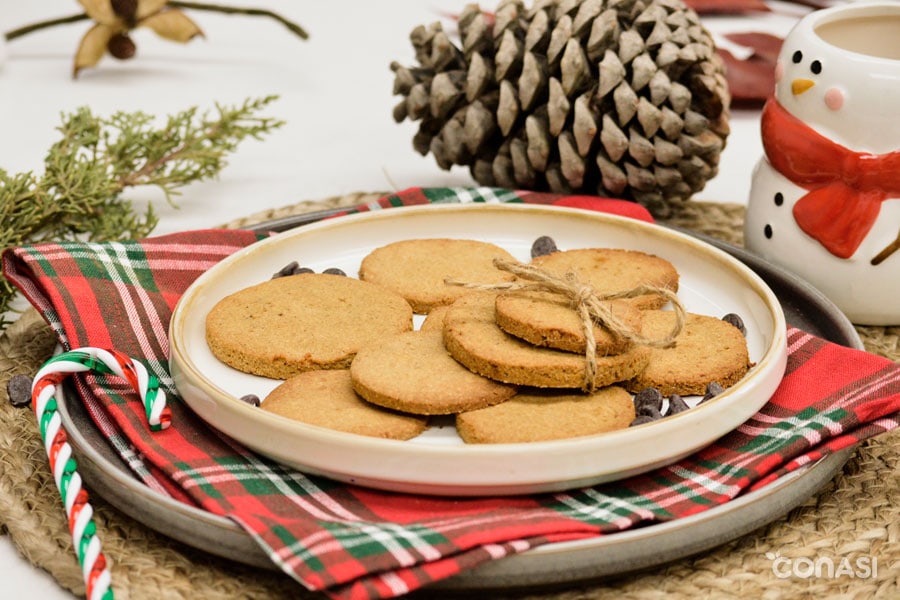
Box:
(456, 386, 636, 443)
(206, 273, 413, 379)
(442, 293, 651, 389)
(530, 248, 679, 309)
(261, 370, 428, 440)
(494, 291, 642, 354)
(350, 330, 516, 415)
(625, 311, 752, 395)
(358, 238, 517, 313)
(419, 304, 450, 332)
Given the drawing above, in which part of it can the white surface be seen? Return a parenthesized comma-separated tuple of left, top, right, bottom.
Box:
(0, 1, 811, 597)
(171, 204, 787, 495)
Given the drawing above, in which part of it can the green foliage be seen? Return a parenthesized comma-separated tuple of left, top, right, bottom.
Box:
(0, 95, 284, 329)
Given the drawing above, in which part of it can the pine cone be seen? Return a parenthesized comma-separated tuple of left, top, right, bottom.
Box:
(391, 0, 730, 214)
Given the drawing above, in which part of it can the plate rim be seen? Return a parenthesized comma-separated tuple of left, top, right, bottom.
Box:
(169, 203, 788, 494)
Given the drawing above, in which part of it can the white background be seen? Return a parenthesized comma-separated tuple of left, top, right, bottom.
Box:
(0, 1, 808, 597)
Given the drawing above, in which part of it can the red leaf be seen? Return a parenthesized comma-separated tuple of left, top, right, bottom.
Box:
(724, 32, 784, 63)
(717, 32, 785, 106)
(684, 0, 770, 15)
(718, 48, 777, 106)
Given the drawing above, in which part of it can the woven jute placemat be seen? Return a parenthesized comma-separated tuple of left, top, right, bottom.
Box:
(1, 194, 897, 600)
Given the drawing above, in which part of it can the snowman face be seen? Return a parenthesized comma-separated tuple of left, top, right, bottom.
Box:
(775, 50, 845, 111)
(773, 45, 853, 147)
(773, 5, 900, 154)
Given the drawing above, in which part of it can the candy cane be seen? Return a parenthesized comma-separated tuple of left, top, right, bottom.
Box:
(30, 348, 172, 600)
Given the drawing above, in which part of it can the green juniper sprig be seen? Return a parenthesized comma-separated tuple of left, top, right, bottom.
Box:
(0, 94, 284, 329)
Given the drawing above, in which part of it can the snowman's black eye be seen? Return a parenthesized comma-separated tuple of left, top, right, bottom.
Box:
(792, 50, 803, 64)
(810, 60, 822, 74)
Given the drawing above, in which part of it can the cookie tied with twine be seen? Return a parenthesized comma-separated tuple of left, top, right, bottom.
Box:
(447, 257, 685, 390)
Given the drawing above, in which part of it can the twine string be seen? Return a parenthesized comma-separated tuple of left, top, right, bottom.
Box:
(446, 258, 685, 391)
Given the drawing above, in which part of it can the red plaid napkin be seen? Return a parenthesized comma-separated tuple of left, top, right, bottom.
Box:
(3, 187, 899, 599)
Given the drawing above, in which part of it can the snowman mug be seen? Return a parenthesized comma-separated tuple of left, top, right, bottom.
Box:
(745, 1, 900, 325)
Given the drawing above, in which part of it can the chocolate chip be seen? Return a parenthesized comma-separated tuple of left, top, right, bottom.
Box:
(272, 261, 299, 278)
(322, 267, 346, 276)
(639, 405, 662, 420)
(721, 313, 746, 336)
(7, 374, 33, 408)
(239, 394, 260, 407)
(630, 414, 657, 427)
(667, 394, 689, 415)
(531, 235, 558, 258)
(272, 262, 314, 278)
(700, 382, 725, 404)
(633, 387, 663, 415)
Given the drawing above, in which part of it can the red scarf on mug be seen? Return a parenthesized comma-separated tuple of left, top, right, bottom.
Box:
(760, 99, 900, 259)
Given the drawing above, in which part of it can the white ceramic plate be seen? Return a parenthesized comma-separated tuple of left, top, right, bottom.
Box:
(170, 204, 787, 495)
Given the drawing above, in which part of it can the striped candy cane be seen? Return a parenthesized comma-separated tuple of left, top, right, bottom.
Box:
(31, 348, 172, 600)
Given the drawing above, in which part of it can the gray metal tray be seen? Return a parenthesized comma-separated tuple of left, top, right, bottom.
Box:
(57, 220, 862, 590)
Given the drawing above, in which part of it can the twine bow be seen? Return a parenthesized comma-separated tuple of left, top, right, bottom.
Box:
(447, 258, 685, 391)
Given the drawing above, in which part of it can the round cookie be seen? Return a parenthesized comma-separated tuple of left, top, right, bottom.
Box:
(442, 293, 651, 389)
(494, 291, 642, 354)
(419, 304, 450, 332)
(530, 248, 679, 309)
(261, 370, 427, 440)
(350, 330, 516, 415)
(456, 386, 636, 443)
(206, 273, 413, 379)
(358, 238, 517, 313)
(625, 311, 752, 396)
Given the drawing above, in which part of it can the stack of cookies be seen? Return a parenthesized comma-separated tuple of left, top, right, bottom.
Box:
(204, 237, 752, 444)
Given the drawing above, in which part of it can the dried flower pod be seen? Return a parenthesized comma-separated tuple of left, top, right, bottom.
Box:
(73, 0, 204, 77)
(111, 0, 139, 23)
(107, 33, 136, 60)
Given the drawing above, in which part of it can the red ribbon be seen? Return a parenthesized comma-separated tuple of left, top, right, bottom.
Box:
(761, 99, 900, 258)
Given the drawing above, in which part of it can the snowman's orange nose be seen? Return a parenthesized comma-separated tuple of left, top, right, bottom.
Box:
(792, 79, 815, 95)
